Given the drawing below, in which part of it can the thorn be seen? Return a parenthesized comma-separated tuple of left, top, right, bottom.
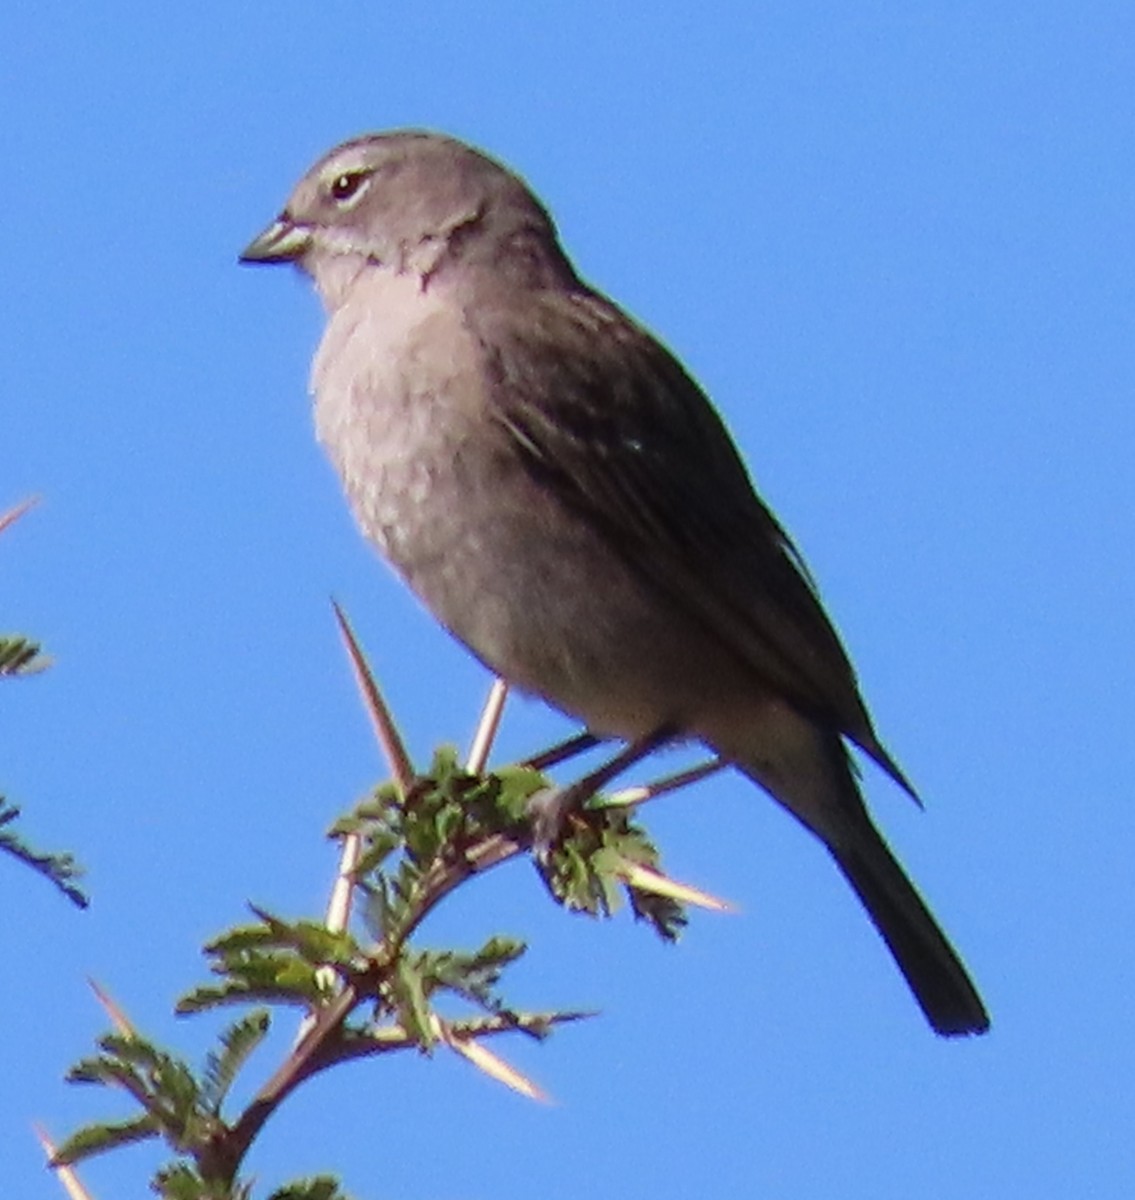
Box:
(330, 600, 414, 792)
(466, 678, 509, 774)
(294, 831, 363, 1045)
(432, 1016, 551, 1103)
(326, 833, 362, 936)
(605, 757, 727, 807)
(0, 495, 39, 537)
(616, 861, 736, 913)
(34, 1126, 95, 1200)
(86, 978, 136, 1036)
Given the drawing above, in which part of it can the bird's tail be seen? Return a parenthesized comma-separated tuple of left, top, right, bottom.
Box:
(824, 815, 989, 1036)
(732, 732, 989, 1037)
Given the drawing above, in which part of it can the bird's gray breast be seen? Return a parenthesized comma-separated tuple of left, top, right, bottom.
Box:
(311, 275, 490, 575)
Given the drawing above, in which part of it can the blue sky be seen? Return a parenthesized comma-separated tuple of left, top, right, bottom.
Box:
(3, 3, 1133, 1196)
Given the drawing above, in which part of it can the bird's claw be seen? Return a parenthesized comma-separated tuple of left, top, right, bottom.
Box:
(525, 783, 587, 862)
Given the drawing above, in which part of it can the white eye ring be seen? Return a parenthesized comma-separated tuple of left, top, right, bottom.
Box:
(329, 171, 369, 203)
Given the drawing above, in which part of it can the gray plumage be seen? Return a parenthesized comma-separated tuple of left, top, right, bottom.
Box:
(241, 130, 988, 1036)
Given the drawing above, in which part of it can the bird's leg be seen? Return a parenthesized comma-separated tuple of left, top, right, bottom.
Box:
(522, 729, 604, 772)
(526, 726, 677, 855)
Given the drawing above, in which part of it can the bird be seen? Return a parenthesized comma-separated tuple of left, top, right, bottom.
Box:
(240, 130, 989, 1037)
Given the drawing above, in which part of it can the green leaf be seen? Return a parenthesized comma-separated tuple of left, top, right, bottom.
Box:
(0, 634, 49, 675)
(426, 743, 462, 782)
(178, 964, 329, 1014)
(410, 935, 528, 1011)
(183, 912, 362, 1013)
(386, 957, 436, 1046)
(247, 907, 363, 967)
(268, 1176, 353, 1200)
(177, 983, 308, 1014)
(153, 1162, 252, 1200)
(201, 1010, 271, 1112)
(536, 801, 688, 940)
(627, 885, 688, 942)
(0, 797, 88, 907)
(491, 765, 549, 818)
(67, 1031, 211, 1150)
(51, 1114, 161, 1166)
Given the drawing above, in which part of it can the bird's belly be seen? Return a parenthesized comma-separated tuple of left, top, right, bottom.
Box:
(371, 462, 751, 739)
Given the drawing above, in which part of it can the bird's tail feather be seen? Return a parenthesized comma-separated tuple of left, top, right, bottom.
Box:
(827, 821, 989, 1037)
(718, 717, 987, 1035)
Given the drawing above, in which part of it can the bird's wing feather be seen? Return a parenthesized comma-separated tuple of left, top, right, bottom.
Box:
(469, 288, 914, 795)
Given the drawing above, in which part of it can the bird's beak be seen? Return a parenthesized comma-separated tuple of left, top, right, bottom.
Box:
(239, 216, 312, 264)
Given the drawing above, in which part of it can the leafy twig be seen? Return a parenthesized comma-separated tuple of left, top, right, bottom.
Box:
(0, 799, 87, 908)
(52, 626, 720, 1197)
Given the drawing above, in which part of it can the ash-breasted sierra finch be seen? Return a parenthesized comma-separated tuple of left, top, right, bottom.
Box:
(241, 130, 989, 1037)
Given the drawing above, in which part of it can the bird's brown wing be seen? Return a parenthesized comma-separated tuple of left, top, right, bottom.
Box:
(470, 287, 915, 796)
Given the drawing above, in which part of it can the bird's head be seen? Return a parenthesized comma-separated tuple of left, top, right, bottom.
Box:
(240, 130, 572, 307)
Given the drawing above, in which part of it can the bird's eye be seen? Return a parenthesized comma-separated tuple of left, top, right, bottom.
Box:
(330, 171, 368, 202)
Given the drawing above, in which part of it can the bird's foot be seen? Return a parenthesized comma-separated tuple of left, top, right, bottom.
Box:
(525, 779, 594, 861)
(524, 726, 677, 861)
